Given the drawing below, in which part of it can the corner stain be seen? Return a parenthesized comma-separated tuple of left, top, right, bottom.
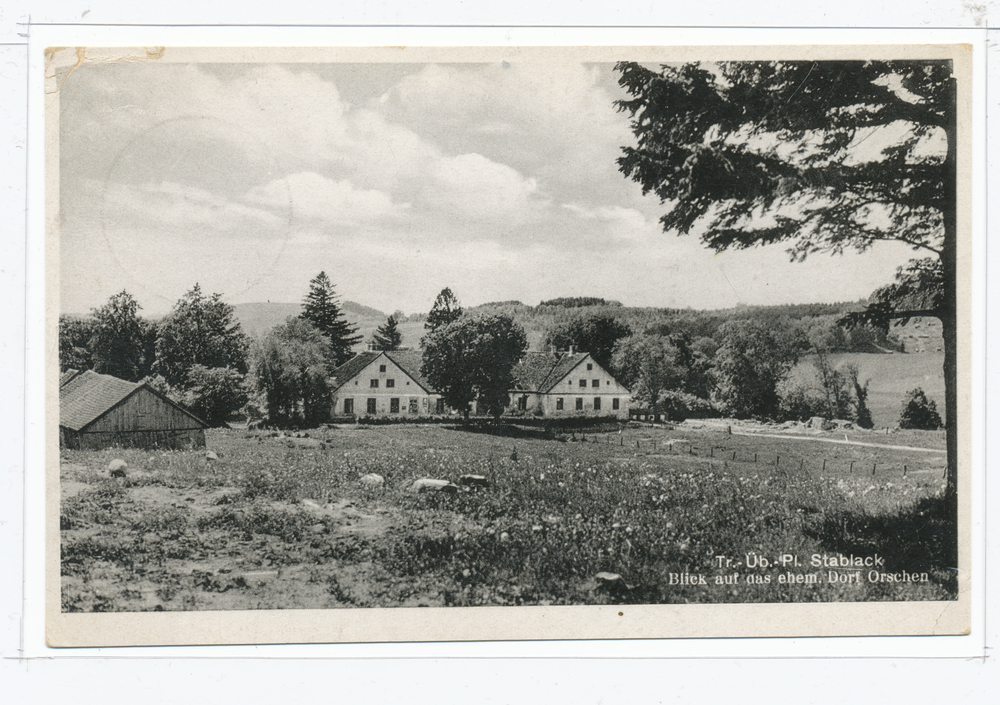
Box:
(45, 47, 167, 92)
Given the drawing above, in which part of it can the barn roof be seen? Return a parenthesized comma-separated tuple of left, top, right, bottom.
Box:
(60, 368, 82, 388)
(510, 352, 590, 394)
(60, 371, 143, 431)
(59, 370, 207, 432)
(330, 350, 435, 394)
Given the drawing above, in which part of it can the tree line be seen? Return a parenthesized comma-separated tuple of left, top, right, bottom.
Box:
(60, 276, 942, 432)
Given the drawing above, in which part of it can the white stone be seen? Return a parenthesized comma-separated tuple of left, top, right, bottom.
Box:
(108, 459, 127, 472)
(411, 478, 458, 493)
(359, 473, 384, 488)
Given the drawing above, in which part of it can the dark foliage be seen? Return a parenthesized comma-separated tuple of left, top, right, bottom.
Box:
(300, 272, 362, 370)
(899, 388, 944, 430)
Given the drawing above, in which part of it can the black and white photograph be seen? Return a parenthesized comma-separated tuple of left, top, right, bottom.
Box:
(46, 45, 972, 644)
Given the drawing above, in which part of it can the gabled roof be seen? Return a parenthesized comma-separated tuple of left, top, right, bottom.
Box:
(59, 370, 144, 431)
(511, 352, 592, 394)
(329, 352, 380, 391)
(383, 350, 435, 393)
(329, 350, 434, 394)
(60, 368, 82, 388)
(59, 370, 207, 432)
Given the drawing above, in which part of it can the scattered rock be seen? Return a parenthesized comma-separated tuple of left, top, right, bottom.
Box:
(205, 450, 219, 461)
(459, 474, 489, 487)
(411, 478, 459, 494)
(830, 419, 854, 430)
(359, 473, 384, 488)
(286, 438, 324, 449)
(595, 571, 632, 595)
(807, 416, 833, 431)
(108, 459, 127, 477)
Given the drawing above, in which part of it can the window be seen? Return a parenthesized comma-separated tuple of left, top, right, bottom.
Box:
(594, 397, 601, 411)
(409, 398, 418, 414)
(344, 398, 354, 415)
(612, 398, 620, 410)
(390, 398, 400, 413)
(518, 396, 528, 411)
(379, 364, 386, 372)
(556, 398, 564, 410)
(386, 379, 395, 388)
(436, 398, 445, 414)
(579, 379, 587, 388)
(575, 397, 583, 410)
(370, 379, 379, 388)
(367, 398, 377, 414)
(587, 363, 593, 371)
(592, 379, 599, 387)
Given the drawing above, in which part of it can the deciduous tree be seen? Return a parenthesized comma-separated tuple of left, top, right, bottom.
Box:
(154, 284, 249, 386)
(250, 317, 332, 427)
(421, 314, 528, 421)
(424, 287, 463, 333)
(615, 58, 959, 495)
(611, 335, 683, 422)
(713, 319, 805, 419)
(89, 291, 152, 382)
(543, 314, 632, 370)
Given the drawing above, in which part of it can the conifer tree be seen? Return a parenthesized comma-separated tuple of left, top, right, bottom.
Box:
(300, 271, 362, 369)
(372, 315, 403, 351)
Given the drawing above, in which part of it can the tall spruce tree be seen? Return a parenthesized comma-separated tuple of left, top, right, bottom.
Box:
(372, 315, 403, 351)
(300, 272, 362, 370)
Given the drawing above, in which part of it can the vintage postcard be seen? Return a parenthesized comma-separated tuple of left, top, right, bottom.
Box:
(45, 44, 973, 646)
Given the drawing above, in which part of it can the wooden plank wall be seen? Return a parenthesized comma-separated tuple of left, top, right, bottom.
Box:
(85, 389, 203, 433)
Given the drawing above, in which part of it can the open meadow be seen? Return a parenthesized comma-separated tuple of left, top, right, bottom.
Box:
(60, 422, 955, 612)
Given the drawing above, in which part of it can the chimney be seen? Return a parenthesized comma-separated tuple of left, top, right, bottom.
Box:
(569, 345, 575, 355)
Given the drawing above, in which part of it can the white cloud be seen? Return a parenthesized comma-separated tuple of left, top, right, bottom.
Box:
(425, 153, 547, 224)
(247, 172, 410, 226)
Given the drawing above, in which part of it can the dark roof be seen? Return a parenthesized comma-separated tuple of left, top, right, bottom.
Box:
(59, 370, 143, 431)
(60, 369, 81, 388)
(59, 370, 207, 432)
(330, 350, 435, 394)
(383, 350, 434, 393)
(511, 352, 589, 394)
(330, 352, 380, 391)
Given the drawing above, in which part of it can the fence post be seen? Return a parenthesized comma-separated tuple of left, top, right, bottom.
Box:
(903, 464, 907, 477)
(710, 447, 714, 458)
(732, 450, 737, 461)
(776, 455, 780, 467)
(850, 461, 854, 474)
(872, 462, 876, 476)
(799, 458, 804, 471)
(754, 453, 757, 463)
(822, 459, 827, 472)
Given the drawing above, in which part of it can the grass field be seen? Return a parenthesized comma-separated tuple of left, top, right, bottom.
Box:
(791, 351, 946, 428)
(60, 423, 954, 612)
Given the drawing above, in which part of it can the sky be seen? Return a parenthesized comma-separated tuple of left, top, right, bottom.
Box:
(58, 56, 922, 318)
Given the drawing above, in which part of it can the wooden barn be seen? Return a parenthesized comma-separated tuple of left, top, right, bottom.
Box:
(59, 369, 208, 450)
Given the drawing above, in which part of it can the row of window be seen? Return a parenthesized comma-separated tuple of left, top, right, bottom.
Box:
(554, 397, 621, 411)
(368, 378, 399, 388)
(574, 378, 608, 388)
(343, 398, 446, 415)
